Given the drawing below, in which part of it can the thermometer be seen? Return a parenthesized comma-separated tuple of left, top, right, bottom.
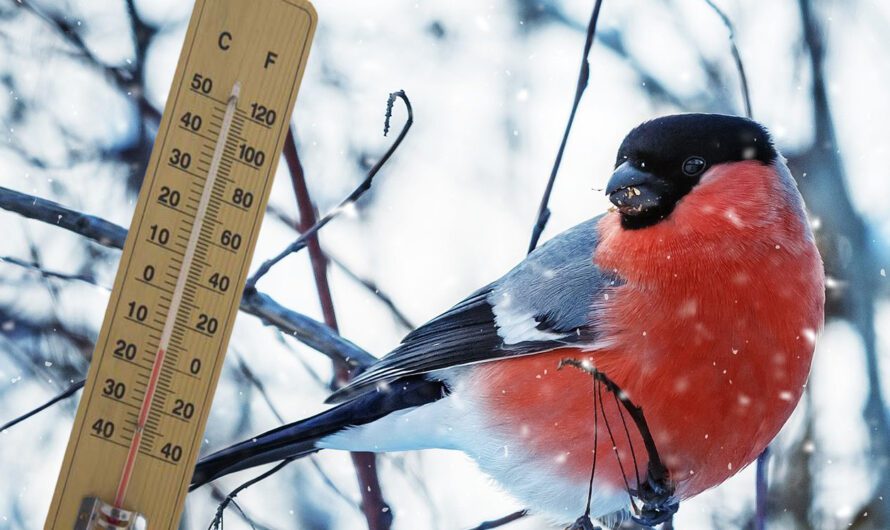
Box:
(44, 1, 316, 527)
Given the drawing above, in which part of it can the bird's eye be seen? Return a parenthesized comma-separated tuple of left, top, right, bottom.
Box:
(682, 156, 706, 176)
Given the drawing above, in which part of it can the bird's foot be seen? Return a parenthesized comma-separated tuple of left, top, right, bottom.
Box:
(566, 514, 600, 530)
(629, 469, 679, 527)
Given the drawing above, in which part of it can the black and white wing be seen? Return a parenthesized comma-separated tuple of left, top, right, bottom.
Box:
(326, 216, 620, 403)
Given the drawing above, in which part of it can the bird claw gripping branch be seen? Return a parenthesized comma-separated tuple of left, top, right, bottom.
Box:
(630, 469, 679, 526)
(558, 358, 678, 528)
(566, 514, 599, 530)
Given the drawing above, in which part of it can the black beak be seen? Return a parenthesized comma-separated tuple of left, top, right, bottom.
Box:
(606, 162, 665, 217)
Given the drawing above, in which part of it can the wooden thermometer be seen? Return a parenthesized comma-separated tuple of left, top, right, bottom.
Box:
(45, 0, 316, 528)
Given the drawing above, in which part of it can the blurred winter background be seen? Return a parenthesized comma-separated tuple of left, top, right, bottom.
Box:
(1, 0, 888, 528)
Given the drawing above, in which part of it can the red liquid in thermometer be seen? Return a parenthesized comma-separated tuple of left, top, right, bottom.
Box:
(113, 82, 242, 509)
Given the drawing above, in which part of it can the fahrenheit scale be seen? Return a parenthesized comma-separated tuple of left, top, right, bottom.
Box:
(45, 1, 316, 528)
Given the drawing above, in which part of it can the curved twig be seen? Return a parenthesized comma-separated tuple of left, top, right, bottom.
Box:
(247, 91, 414, 289)
(1, 255, 103, 288)
(207, 458, 296, 530)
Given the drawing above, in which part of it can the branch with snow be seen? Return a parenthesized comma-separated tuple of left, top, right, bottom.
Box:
(0, 185, 377, 371)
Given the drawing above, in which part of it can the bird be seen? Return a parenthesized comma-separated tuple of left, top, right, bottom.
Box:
(191, 113, 825, 527)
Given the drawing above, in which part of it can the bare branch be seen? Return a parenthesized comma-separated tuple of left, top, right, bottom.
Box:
(0, 185, 126, 248)
(328, 255, 415, 330)
(283, 128, 392, 529)
(241, 290, 376, 372)
(208, 485, 276, 530)
(755, 447, 770, 530)
(527, 0, 604, 253)
(13, 0, 161, 124)
(1, 255, 103, 287)
(703, 0, 752, 117)
(0, 378, 84, 433)
(793, 0, 890, 524)
(208, 459, 297, 530)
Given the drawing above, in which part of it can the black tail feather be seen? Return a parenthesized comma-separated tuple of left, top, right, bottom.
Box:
(191, 377, 445, 490)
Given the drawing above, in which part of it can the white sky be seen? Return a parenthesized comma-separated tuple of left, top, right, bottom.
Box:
(1, 0, 889, 528)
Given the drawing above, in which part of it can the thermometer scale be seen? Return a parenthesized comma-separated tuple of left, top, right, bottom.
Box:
(44, 1, 316, 527)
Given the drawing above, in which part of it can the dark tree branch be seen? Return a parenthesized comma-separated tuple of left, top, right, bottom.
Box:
(286, 130, 341, 340)
(527, 0, 604, 253)
(14, 0, 161, 125)
(247, 91, 414, 289)
(755, 447, 770, 530)
(0, 185, 126, 247)
(239, 290, 375, 372)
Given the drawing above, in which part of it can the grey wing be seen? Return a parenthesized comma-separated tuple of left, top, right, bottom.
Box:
(326, 216, 620, 403)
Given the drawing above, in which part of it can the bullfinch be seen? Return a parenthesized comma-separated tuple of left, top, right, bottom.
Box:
(191, 114, 825, 526)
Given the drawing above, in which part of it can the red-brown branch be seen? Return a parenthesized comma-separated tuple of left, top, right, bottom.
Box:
(284, 130, 392, 530)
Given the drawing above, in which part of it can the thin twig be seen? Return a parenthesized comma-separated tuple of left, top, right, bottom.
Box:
(464, 510, 527, 530)
(0, 378, 84, 433)
(247, 91, 414, 289)
(232, 354, 361, 512)
(703, 0, 752, 118)
(328, 255, 415, 330)
(0, 255, 103, 288)
(205, 95, 415, 529)
(265, 205, 415, 330)
(208, 458, 297, 530)
(208, 485, 276, 530)
(14, 0, 161, 124)
(235, 356, 285, 424)
(527, 0, 604, 253)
